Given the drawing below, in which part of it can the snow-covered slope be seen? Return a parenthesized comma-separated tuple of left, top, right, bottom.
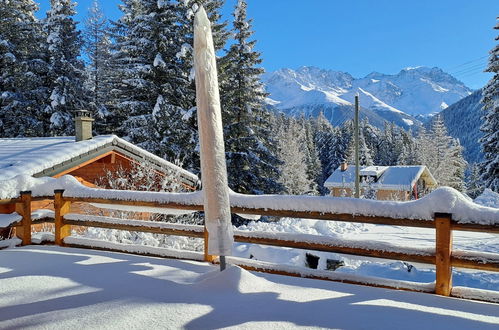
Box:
(438, 89, 484, 164)
(263, 66, 472, 128)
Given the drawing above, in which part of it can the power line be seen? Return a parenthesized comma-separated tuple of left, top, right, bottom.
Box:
(459, 70, 490, 78)
(452, 62, 487, 76)
(445, 55, 489, 71)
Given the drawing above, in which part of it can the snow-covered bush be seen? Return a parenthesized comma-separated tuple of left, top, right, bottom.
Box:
(78, 159, 203, 251)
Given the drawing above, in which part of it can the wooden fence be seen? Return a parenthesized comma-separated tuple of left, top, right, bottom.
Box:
(1, 190, 498, 300)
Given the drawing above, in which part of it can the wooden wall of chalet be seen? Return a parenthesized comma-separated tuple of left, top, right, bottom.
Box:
(330, 187, 410, 201)
(1, 151, 158, 238)
(55, 151, 134, 187)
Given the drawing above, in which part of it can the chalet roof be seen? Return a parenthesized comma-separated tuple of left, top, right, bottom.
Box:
(324, 165, 437, 191)
(0, 135, 199, 187)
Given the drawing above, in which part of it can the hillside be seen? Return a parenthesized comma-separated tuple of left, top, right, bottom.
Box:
(438, 90, 484, 164)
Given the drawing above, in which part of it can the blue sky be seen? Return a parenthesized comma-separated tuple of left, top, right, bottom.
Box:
(37, 0, 498, 89)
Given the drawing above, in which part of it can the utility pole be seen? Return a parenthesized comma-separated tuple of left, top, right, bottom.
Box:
(354, 94, 360, 198)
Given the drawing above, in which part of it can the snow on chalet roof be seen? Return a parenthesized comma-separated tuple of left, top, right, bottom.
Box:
(324, 165, 437, 191)
(0, 135, 198, 186)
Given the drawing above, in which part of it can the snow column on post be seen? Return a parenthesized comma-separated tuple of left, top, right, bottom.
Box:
(194, 6, 234, 267)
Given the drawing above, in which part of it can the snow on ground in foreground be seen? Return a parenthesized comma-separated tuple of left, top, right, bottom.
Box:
(234, 218, 499, 291)
(1, 246, 498, 330)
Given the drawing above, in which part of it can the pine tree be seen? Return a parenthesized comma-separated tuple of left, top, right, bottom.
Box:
(299, 116, 322, 194)
(43, 0, 87, 136)
(467, 163, 484, 198)
(397, 129, 419, 165)
(375, 122, 404, 166)
(219, 0, 282, 194)
(347, 121, 373, 166)
(419, 116, 467, 190)
(83, 0, 113, 134)
(110, 0, 197, 170)
(480, 17, 499, 192)
(313, 112, 344, 193)
(276, 117, 313, 195)
(0, 0, 47, 137)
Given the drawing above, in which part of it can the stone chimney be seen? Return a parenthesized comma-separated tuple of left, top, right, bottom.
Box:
(340, 161, 348, 172)
(74, 110, 94, 142)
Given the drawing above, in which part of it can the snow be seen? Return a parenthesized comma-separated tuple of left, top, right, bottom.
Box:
(0, 135, 198, 183)
(152, 53, 166, 67)
(31, 232, 55, 244)
(233, 228, 434, 256)
(354, 87, 406, 114)
(0, 173, 497, 226)
(64, 213, 204, 234)
(263, 66, 472, 117)
(402, 118, 414, 126)
(0, 212, 22, 228)
(0, 174, 204, 206)
(90, 202, 197, 215)
(229, 187, 499, 225)
(360, 165, 389, 177)
(475, 189, 499, 208)
(325, 165, 435, 191)
(0, 209, 53, 228)
(452, 287, 499, 303)
(0, 246, 498, 329)
(65, 236, 205, 261)
(0, 238, 21, 248)
(31, 209, 55, 220)
(194, 6, 234, 256)
(232, 216, 499, 291)
(225, 256, 435, 292)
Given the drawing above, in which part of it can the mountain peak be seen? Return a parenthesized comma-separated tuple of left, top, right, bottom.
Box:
(262, 65, 472, 118)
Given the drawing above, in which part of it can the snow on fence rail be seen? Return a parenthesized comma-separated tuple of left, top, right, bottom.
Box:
(1, 188, 498, 302)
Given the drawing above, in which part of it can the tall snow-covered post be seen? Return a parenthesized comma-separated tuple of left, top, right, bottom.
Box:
(194, 5, 233, 270)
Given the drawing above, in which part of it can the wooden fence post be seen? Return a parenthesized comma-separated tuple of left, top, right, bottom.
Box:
(435, 212, 453, 296)
(15, 191, 32, 245)
(54, 190, 71, 246)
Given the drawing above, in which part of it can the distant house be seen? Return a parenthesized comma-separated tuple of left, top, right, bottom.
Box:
(0, 111, 199, 237)
(324, 163, 437, 201)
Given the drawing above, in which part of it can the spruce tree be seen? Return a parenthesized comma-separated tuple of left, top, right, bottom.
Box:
(276, 117, 314, 195)
(419, 116, 467, 190)
(44, 0, 87, 136)
(480, 17, 499, 192)
(313, 112, 341, 192)
(299, 116, 322, 194)
(0, 0, 47, 137)
(219, 0, 282, 194)
(83, 0, 113, 134)
(110, 0, 197, 170)
(467, 163, 484, 198)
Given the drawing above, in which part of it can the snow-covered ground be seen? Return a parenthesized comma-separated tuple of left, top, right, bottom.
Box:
(234, 218, 499, 291)
(64, 188, 498, 292)
(1, 246, 498, 330)
(232, 189, 499, 291)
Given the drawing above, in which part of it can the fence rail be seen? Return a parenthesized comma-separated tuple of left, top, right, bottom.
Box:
(1, 190, 498, 302)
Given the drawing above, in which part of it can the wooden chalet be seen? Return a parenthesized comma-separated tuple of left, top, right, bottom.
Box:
(324, 163, 437, 201)
(0, 111, 199, 237)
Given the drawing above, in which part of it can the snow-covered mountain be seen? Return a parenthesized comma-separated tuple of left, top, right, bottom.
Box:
(262, 66, 472, 128)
